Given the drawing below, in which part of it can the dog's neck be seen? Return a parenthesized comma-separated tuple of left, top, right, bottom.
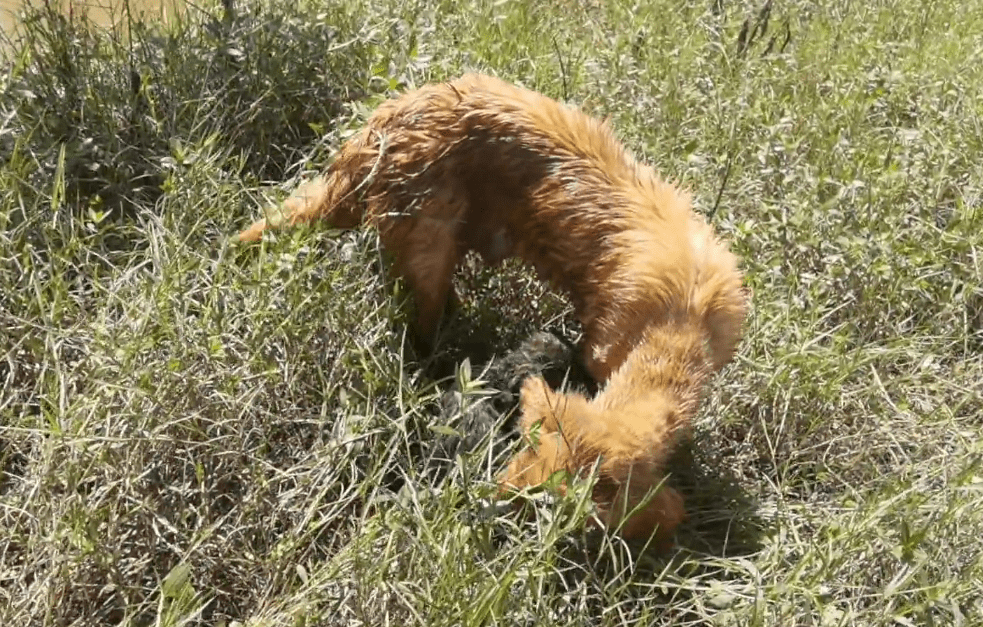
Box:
(595, 320, 710, 418)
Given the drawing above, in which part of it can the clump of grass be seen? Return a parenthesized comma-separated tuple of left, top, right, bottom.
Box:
(2, 0, 983, 625)
(1, 0, 373, 227)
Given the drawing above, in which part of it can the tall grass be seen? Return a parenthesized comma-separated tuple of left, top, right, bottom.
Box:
(1, 0, 981, 625)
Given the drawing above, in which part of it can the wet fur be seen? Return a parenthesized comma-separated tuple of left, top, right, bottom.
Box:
(234, 73, 747, 545)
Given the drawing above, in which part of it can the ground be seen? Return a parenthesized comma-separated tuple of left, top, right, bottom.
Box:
(0, 0, 981, 625)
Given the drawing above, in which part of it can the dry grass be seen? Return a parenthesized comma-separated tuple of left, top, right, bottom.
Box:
(1, 0, 982, 625)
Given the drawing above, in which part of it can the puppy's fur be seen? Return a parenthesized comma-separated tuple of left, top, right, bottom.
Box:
(234, 74, 747, 545)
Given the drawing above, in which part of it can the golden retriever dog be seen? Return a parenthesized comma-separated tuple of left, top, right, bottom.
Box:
(233, 73, 747, 546)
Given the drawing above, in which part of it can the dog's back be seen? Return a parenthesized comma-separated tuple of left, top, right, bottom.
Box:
(235, 74, 744, 378)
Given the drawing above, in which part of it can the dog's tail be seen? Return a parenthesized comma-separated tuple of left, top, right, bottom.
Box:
(232, 157, 369, 243)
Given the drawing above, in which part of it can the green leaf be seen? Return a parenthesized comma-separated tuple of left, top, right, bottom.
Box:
(162, 562, 193, 600)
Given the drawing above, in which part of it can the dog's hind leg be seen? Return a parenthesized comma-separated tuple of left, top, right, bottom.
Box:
(396, 220, 462, 351)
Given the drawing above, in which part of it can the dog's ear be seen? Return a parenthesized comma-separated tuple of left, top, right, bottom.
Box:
(519, 376, 560, 437)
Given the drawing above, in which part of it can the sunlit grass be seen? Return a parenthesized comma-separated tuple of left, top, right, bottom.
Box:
(1, 0, 981, 625)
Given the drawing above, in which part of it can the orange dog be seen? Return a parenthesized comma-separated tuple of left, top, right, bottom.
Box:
(234, 73, 746, 545)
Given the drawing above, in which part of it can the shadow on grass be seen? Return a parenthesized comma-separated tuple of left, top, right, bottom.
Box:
(670, 441, 768, 559)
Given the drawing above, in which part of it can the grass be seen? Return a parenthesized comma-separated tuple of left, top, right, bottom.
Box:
(1, 0, 982, 625)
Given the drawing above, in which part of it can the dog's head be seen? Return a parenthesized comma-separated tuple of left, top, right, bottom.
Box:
(516, 375, 590, 438)
(590, 472, 687, 545)
(500, 375, 687, 545)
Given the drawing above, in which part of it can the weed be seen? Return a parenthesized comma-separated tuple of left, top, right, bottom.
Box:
(1, 0, 981, 625)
